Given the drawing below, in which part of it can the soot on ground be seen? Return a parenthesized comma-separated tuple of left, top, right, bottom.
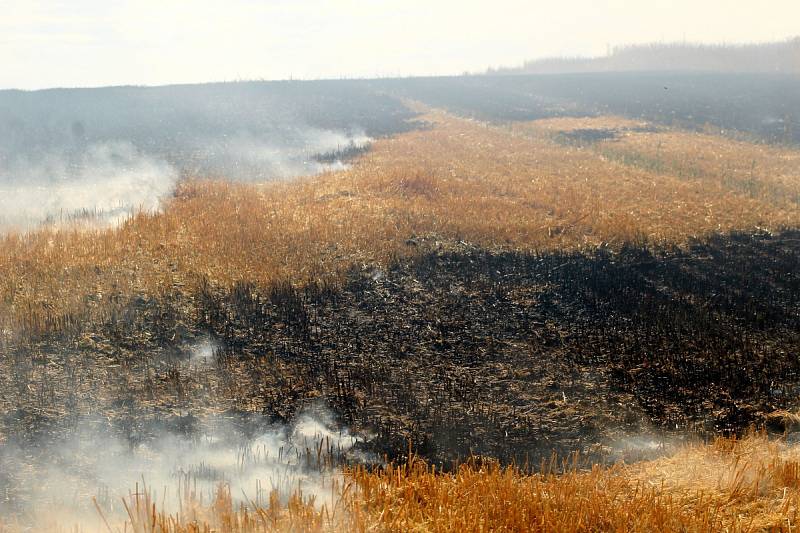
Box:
(2, 230, 799, 469)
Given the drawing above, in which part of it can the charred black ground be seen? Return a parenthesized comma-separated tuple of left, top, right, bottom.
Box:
(2, 230, 800, 469)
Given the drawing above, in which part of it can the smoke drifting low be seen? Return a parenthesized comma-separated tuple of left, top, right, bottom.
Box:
(0, 82, 391, 529)
(0, 406, 369, 531)
(186, 128, 371, 181)
(0, 339, 373, 531)
(0, 80, 410, 232)
(0, 129, 370, 232)
(0, 141, 178, 231)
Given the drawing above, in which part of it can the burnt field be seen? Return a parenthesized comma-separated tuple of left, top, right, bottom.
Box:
(0, 80, 417, 185)
(3, 229, 800, 469)
(4, 72, 798, 182)
(377, 73, 800, 144)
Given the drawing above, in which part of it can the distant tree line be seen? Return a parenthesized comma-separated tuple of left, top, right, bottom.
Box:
(491, 37, 800, 75)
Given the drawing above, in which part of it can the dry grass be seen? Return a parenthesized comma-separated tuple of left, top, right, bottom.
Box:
(511, 114, 800, 205)
(2, 108, 799, 342)
(345, 433, 800, 532)
(509, 114, 651, 134)
(13, 434, 798, 532)
(603, 128, 800, 204)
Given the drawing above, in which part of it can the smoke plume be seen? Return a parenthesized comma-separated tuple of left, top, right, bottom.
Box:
(0, 141, 178, 231)
(0, 405, 368, 531)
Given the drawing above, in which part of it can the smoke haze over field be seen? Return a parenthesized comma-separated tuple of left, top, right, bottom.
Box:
(0, 402, 367, 530)
(2, 1, 798, 231)
(0, 82, 390, 230)
(2, 67, 799, 230)
(0, 141, 178, 230)
(0, 128, 370, 231)
(0, 130, 368, 231)
(3, 2, 800, 532)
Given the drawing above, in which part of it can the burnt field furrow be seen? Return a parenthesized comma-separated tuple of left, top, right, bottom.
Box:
(2, 230, 800, 467)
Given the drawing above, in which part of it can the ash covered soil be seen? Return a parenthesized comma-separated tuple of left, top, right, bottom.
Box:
(2, 230, 800, 467)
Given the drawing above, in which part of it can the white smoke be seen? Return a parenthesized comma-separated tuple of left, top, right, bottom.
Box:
(604, 432, 685, 464)
(0, 141, 178, 231)
(188, 128, 371, 180)
(189, 337, 217, 365)
(0, 406, 369, 532)
(0, 129, 370, 233)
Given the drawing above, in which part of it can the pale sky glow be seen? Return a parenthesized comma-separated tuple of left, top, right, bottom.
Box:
(1, 0, 799, 90)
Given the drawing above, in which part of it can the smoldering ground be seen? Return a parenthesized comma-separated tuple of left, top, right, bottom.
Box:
(0, 337, 375, 531)
(0, 141, 179, 230)
(0, 128, 370, 232)
(0, 404, 370, 531)
(0, 80, 411, 232)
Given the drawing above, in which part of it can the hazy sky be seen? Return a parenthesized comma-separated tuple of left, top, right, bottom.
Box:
(1, 0, 798, 90)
